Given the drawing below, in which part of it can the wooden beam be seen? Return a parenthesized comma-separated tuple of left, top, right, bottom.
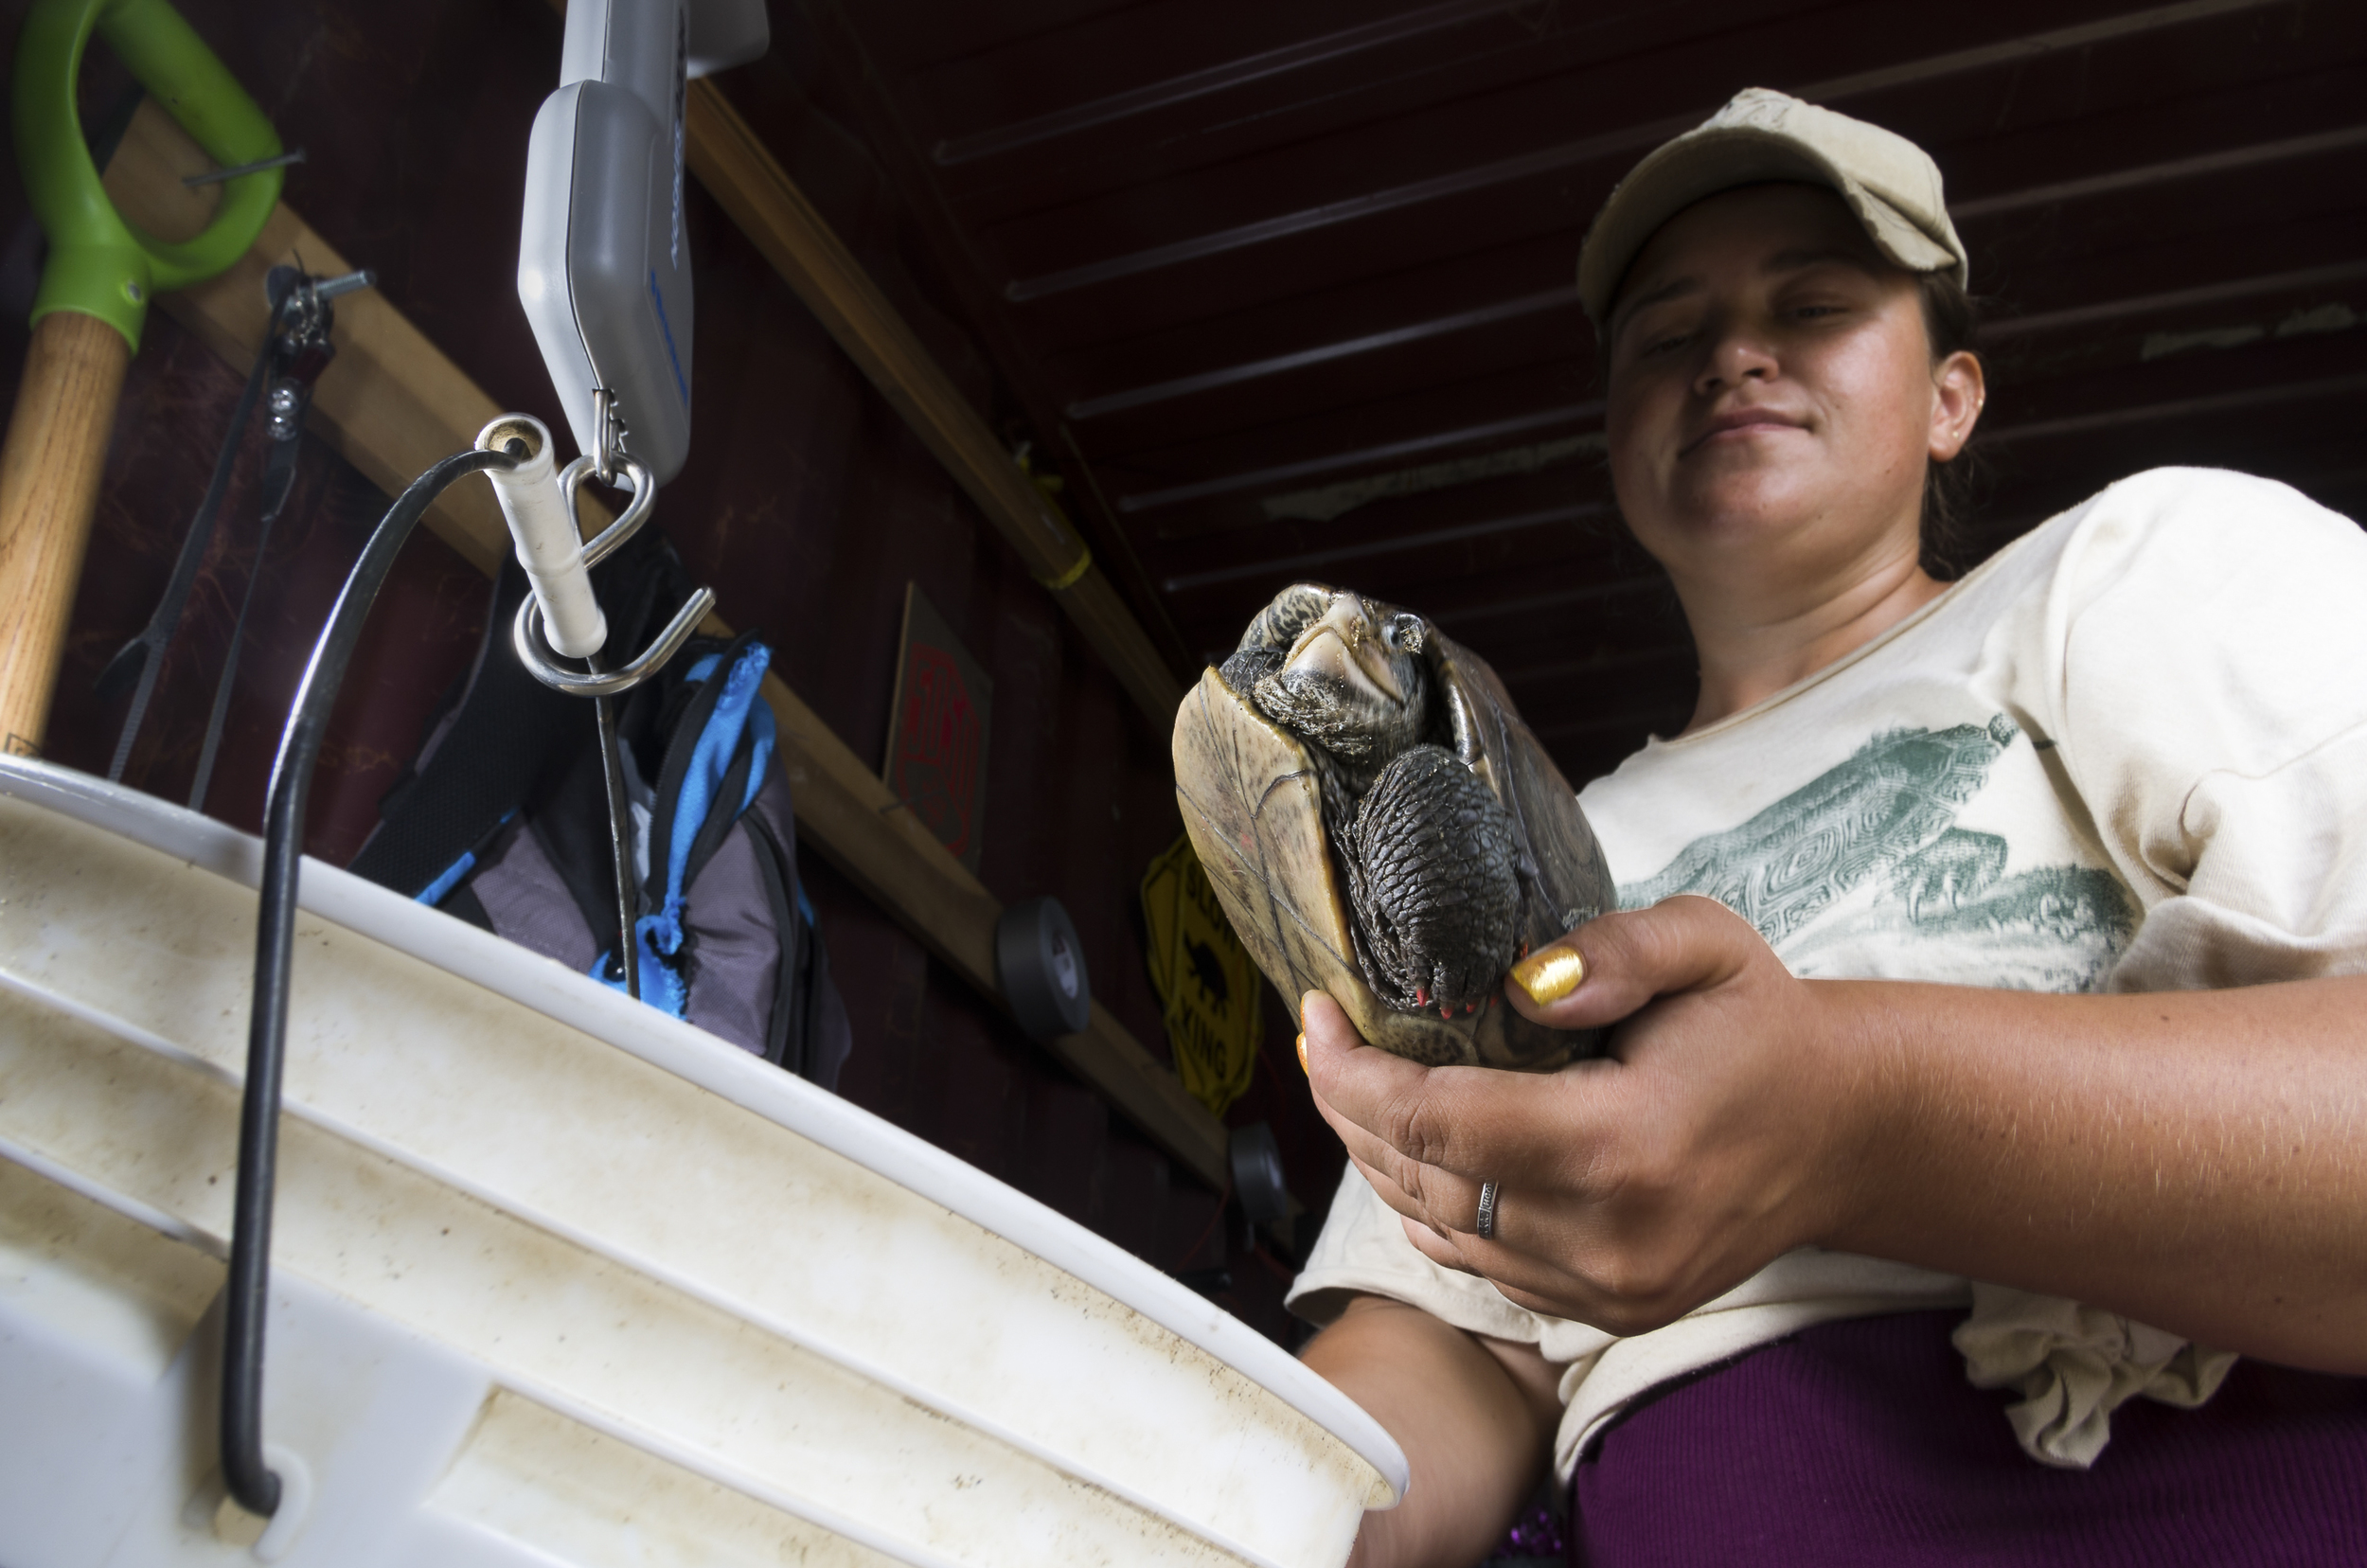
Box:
(99, 99, 1234, 1194)
(682, 80, 1188, 731)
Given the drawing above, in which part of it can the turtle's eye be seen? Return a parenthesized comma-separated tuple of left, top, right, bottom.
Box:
(1383, 613, 1426, 654)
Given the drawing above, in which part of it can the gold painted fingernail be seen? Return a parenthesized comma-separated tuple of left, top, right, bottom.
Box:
(1511, 947, 1586, 1003)
(1296, 1032, 1309, 1075)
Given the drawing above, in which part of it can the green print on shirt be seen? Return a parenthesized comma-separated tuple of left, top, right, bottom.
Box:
(1621, 716, 2138, 992)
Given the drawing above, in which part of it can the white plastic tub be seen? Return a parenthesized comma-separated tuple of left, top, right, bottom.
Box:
(0, 757, 1402, 1567)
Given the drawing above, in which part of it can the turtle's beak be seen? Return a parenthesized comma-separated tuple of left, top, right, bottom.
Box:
(1285, 594, 1408, 704)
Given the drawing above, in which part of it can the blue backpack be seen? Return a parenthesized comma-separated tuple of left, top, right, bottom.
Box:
(350, 529, 849, 1085)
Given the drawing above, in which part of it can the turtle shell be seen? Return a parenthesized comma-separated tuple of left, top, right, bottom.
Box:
(1173, 592, 1616, 1071)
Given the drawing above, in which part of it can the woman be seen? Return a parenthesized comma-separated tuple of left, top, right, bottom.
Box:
(1289, 89, 2367, 1565)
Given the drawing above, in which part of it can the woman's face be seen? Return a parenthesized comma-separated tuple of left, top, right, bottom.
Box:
(1602, 183, 1979, 596)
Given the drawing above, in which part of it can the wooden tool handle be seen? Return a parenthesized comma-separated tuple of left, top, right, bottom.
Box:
(0, 310, 132, 755)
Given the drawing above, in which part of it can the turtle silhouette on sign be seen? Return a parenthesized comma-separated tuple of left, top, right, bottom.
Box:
(1184, 935, 1230, 1006)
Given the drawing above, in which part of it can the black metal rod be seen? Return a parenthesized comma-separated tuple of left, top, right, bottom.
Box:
(187, 449, 290, 813)
(102, 284, 294, 781)
(222, 445, 515, 1519)
(586, 652, 640, 1001)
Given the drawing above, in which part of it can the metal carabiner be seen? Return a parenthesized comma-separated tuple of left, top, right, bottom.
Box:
(560, 453, 657, 568)
(590, 385, 624, 487)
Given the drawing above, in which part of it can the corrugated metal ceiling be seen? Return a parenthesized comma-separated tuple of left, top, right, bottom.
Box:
(805, 0, 2364, 783)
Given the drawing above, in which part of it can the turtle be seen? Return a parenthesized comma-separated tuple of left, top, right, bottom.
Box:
(1174, 582, 1617, 1071)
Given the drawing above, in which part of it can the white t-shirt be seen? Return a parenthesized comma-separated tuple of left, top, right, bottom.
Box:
(1287, 468, 2367, 1476)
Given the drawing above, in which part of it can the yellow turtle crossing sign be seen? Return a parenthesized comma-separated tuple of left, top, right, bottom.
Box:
(1141, 834, 1264, 1118)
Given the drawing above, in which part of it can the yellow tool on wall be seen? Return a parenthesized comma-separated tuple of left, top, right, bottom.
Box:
(1142, 833, 1264, 1119)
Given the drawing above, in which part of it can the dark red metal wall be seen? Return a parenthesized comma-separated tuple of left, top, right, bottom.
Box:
(0, 0, 1324, 1341)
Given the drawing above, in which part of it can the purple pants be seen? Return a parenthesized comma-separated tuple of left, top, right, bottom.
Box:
(1569, 1310, 2367, 1566)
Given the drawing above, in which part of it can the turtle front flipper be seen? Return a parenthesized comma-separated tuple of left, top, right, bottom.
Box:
(1344, 745, 1522, 1017)
(1236, 582, 1337, 656)
(1219, 582, 1336, 701)
(1217, 644, 1287, 696)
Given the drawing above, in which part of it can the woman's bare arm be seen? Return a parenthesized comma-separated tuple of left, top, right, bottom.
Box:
(1299, 1294, 1561, 1568)
(1305, 896, 2367, 1370)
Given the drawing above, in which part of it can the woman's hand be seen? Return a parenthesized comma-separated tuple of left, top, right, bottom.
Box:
(1306, 895, 2367, 1368)
(1304, 895, 1879, 1333)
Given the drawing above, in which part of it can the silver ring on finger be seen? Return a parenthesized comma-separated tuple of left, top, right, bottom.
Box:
(1477, 1181, 1501, 1240)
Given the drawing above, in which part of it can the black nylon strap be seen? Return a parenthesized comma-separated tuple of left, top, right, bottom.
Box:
(346, 559, 579, 896)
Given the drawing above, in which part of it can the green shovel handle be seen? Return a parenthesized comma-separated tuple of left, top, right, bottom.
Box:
(14, 0, 282, 350)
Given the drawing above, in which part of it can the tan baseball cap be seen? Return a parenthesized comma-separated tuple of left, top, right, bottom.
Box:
(1575, 87, 1968, 325)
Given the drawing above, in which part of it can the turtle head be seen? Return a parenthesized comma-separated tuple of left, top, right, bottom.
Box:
(1252, 592, 1433, 767)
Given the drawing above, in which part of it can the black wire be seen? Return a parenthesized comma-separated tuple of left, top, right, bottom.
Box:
(586, 652, 641, 1000)
(222, 444, 517, 1519)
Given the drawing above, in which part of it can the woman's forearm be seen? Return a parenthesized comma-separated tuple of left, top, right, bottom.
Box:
(1305, 898, 2367, 1369)
(1823, 972, 2367, 1369)
(1299, 1295, 1558, 1568)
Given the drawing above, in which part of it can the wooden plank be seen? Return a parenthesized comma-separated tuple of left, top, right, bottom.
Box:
(98, 99, 1235, 1195)
(683, 80, 1189, 730)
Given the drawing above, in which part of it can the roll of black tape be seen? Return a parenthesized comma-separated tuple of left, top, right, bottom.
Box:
(995, 895, 1093, 1041)
(1229, 1123, 1290, 1228)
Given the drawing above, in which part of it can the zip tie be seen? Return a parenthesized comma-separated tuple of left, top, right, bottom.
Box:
(1036, 543, 1094, 593)
(184, 148, 306, 187)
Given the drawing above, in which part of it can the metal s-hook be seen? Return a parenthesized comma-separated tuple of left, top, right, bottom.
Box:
(512, 583, 714, 697)
(508, 448, 706, 695)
